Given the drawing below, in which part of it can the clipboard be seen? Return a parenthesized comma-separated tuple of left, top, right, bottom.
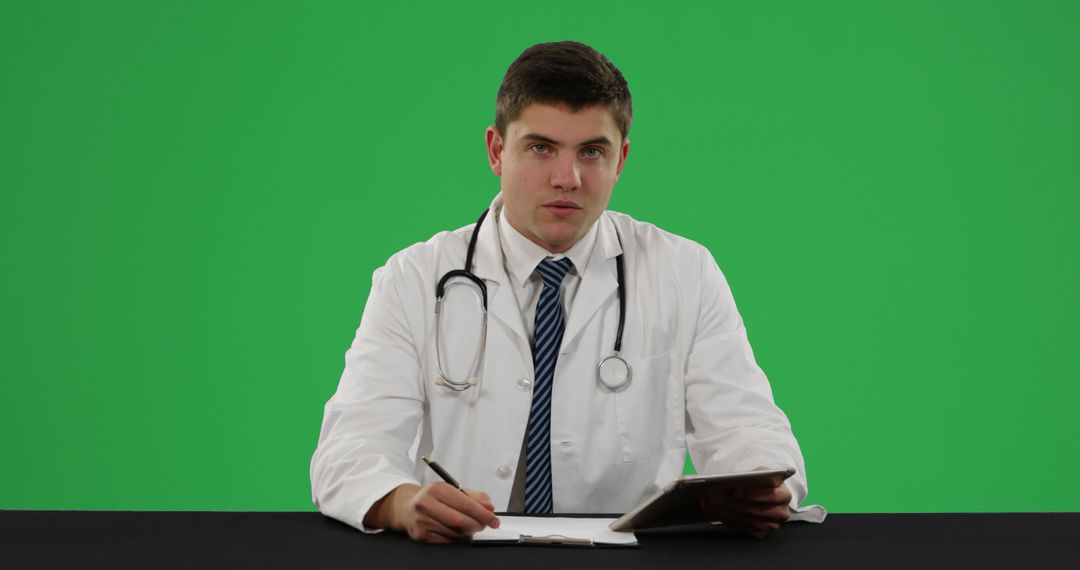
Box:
(477, 533, 636, 547)
(471, 516, 639, 547)
(609, 467, 796, 531)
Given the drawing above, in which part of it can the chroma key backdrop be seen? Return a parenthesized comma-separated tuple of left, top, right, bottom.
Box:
(2, 1, 1077, 513)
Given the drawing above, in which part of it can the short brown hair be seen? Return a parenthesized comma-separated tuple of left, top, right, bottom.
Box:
(495, 41, 633, 140)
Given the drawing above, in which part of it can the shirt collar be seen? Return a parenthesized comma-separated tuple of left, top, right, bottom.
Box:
(497, 205, 599, 288)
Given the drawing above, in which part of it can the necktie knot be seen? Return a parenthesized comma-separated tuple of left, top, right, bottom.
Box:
(536, 257, 573, 289)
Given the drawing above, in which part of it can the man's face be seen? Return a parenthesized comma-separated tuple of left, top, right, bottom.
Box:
(486, 103, 630, 253)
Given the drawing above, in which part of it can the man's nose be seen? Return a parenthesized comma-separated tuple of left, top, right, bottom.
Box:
(549, 154, 581, 191)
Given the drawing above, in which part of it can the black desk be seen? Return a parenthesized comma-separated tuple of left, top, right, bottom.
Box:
(2, 511, 1076, 569)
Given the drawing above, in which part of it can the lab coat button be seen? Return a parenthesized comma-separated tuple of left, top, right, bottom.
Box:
(516, 377, 532, 392)
(496, 465, 513, 480)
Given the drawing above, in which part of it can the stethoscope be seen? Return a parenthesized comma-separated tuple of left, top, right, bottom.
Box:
(434, 207, 632, 393)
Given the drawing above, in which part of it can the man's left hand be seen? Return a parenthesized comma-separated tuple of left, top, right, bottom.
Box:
(700, 466, 791, 539)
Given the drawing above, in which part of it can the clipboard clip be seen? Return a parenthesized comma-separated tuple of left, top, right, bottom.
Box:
(518, 534, 594, 546)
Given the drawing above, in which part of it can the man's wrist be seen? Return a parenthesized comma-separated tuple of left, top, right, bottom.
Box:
(364, 483, 420, 532)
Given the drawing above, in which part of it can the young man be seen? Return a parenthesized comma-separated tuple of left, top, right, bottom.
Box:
(311, 41, 824, 543)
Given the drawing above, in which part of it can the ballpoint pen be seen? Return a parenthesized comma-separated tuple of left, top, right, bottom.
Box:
(421, 456, 470, 495)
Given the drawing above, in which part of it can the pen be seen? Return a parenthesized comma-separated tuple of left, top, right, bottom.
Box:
(421, 456, 469, 495)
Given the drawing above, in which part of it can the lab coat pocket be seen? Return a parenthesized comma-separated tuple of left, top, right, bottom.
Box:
(613, 350, 684, 462)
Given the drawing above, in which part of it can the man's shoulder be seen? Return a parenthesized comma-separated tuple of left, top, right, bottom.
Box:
(374, 223, 473, 278)
(606, 209, 711, 259)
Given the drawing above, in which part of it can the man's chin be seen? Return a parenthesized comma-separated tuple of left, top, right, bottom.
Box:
(538, 229, 583, 253)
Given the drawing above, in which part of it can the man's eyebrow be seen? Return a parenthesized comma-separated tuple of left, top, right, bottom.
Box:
(521, 133, 614, 147)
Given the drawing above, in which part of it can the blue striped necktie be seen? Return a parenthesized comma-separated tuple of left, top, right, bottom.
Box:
(524, 257, 574, 514)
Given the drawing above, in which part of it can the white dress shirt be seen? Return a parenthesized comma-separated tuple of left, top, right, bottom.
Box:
(497, 208, 600, 510)
(496, 206, 599, 345)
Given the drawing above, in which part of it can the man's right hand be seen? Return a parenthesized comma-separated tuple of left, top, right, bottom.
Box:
(364, 482, 501, 543)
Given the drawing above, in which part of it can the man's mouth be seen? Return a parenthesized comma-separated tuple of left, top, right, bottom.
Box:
(544, 200, 581, 213)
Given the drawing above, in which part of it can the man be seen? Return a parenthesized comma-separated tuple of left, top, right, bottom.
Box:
(310, 41, 824, 543)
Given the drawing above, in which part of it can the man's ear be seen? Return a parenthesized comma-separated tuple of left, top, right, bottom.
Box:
(614, 137, 630, 180)
(485, 126, 504, 176)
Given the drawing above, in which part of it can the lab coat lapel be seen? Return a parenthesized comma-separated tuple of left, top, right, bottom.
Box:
(562, 214, 622, 352)
(471, 194, 530, 348)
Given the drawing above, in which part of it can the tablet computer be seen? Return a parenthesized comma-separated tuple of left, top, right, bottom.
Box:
(608, 467, 796, 531)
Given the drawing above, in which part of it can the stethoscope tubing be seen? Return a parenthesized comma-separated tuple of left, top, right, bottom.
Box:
(434, 206, 630, 392)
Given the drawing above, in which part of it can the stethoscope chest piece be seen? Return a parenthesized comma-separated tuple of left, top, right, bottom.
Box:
(597, 354, 632, 392)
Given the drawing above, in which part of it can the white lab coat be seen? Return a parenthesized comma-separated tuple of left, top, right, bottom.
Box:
(310, 193, 825, 532)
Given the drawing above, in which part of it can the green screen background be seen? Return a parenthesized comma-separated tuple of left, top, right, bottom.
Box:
(2, 1, 1077, 513)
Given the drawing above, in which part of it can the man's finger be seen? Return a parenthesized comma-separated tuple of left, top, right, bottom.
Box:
(711, 501, 787, 525)
(465, 489, 491, 501)
(736, 480, 792, 501)
(419, 515, 473, 541)
(435, 484, 501, 529)
(728, 499, 790, 523)
(708, 507, 782, 539)
(407, 517, 459, 543)
(707, 506, 771, 537)
(721, 494, 790, 520)
(706, 496, 789, 526)
(413, 491, 489, 535)
(748, 521, 781, 539)
(418, 500, 487, 535)
(465, 489, 496, 511)
(412, 529, 454, 544)
(737, 486, 789, 503)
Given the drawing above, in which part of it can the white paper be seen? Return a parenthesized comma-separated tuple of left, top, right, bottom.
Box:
(473, 516, 638, 545)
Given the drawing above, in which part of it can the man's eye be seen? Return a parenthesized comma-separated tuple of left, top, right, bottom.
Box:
(530, 143, 549, 154)
(583, 147, 603, 158)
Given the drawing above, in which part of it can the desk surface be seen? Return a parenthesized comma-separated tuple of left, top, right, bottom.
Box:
(2, 511, 1076, 570)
